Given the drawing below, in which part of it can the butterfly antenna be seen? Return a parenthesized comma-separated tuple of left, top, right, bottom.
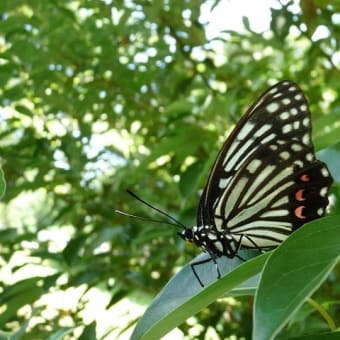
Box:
(117, 189, 187, 230)
(115, 210, 183, 227)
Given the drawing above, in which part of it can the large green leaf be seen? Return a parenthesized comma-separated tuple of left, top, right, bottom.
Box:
(284, 331, 340, 340)
(253, 215, 340, 340)
(131, 250, 269, 340)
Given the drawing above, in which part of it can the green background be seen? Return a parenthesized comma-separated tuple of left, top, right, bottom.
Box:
(0, 0, 339, 339)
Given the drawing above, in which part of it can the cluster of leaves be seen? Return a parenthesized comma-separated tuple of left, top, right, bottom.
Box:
(0, 0, 339, 338)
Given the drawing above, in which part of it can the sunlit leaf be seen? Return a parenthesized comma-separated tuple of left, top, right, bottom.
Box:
(131, 250, 269, 340)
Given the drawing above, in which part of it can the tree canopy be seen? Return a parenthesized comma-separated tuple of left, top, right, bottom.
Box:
(0, 0, 339, 339)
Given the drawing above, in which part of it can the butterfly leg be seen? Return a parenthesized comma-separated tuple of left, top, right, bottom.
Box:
(236, 254, 246, 262)
(232, 233, 247, 261)
(191, 255, 220, 287)
(232, 234, 261, 261)
(241, 234, 265, 253)
(213, 256, 221, 279)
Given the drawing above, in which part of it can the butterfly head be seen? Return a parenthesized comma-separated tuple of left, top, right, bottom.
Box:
(178, 226, 212, 250)
(177, 228, 194, 243)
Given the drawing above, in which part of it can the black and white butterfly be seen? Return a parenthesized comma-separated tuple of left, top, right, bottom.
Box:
(118, 80, 333, 287)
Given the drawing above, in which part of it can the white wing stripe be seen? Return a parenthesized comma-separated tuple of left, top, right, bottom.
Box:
(260, 210, 289, 217)
(227, 180, 292, 228)
(240, 164, 276, 206)
(248, 170, 294, 206)
(215, 177, 248, 229)
(271, 196, 289, 208)
(254, 124, 272, 137)
(224, 137, 254, 172)
(231, 220, 292, 230)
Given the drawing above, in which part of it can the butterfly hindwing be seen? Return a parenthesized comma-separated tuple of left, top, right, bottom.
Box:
(214, 141, 332, 248)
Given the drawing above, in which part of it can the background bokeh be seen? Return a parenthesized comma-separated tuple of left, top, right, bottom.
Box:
(0, 0, 339, 339)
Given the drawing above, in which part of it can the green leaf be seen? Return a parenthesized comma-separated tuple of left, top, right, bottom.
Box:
(0, 277, 43, 303)
(0, 319, 30, 340)
(79, 321, 96, 340)
(0, 286, 43, 325)
(47, 327, 74, 340)
(253, 215, 340, 340)
(164, 99, 193, 119)
(62, 234, 88, 265)
(131, 250, 270, 340)
(139, 125, 207, 170)
(283, 331, 340, 340)
(313, 110, 340, 151)
(179, 161, 205, 198)
(317, 143, 340, 183)
(0, 166, 5, 199)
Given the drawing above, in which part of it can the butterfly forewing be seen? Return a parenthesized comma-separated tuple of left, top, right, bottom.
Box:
(198, 80, 333, 250)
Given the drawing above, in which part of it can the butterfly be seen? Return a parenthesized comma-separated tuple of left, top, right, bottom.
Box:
(118, 80, 333, 287)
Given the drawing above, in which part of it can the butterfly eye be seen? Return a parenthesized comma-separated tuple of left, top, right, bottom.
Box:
(183, 229, 194, 241)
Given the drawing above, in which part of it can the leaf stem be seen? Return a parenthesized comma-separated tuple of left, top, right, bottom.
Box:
(307, 298, 337, 331)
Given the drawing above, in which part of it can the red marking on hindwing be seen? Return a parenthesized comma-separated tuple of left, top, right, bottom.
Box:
(300, 174, 310, 182)
(294, 206, 306, 219)
(295, 189, 305, 201)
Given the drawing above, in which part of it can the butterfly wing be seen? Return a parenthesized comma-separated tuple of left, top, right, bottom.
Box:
(198, 80, 333, 248)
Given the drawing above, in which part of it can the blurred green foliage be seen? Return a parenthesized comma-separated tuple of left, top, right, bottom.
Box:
(0, 0, 339, 338)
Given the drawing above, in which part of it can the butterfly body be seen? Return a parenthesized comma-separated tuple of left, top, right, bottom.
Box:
(179, 225, 239, 258)
(179, 81, 332, 283)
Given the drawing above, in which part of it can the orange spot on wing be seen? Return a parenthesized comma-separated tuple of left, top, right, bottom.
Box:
(295, 206, 306, 219)
(300, 174, 310, 182)
(295, 189, 305, 201)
